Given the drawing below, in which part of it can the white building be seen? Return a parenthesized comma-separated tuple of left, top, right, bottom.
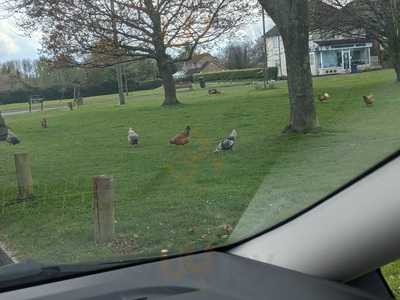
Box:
(266, 26, 381, 78)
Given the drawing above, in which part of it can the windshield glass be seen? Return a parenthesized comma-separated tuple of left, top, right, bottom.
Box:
(0, 0, 399, 271)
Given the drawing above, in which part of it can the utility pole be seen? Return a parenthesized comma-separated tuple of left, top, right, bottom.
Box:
(111, 0, 126, 105)
(262, 6, 268, 88)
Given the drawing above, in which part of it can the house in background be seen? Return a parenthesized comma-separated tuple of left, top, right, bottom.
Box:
(179, 53, 224, 76)
(265, 1, 382, 77)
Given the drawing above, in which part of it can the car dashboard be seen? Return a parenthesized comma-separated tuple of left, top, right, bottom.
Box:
(0, 252, 387, 300)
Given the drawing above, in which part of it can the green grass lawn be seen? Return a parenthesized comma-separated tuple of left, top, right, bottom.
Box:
(383, 261, 400, 298)
(1, 70, 400, 293)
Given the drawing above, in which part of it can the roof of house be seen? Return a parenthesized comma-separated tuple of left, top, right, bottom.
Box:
(315, 38, 371, 47)
(265, 0, 340, 38)
(309, 0, 340, 30)
(182, 53, 224, 75)
(185, 61, 224, 76)
(189, 53, 217, 64)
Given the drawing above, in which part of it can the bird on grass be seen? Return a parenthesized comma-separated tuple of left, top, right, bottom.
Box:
(363, 94, 374, 106)
(170, 126, 191, 146)
(128, 128, 139, 146)
(319, 92, 331, 102)
(0, 114, 20, 145)
(208, 88, 222, 95)
(41, 118, 48, 129)
(215, 130, 238, 153)
(6, 130, 21, 145)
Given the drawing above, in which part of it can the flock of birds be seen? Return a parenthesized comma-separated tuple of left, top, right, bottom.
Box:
(318, 92, 375, 106)
(0, 91, 375, 147)
(128, 126, 238, 153)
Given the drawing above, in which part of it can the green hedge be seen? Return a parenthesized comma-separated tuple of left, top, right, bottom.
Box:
(132, 79, 162, 91)
(193, 67, 278, 82)
(0, 79, 162, 105)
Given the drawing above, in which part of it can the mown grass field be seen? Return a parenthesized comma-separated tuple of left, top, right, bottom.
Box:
(1, 70, 400, 295)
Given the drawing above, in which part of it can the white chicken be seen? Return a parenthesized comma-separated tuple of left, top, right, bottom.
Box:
(215, 130, 238, 152)
(128, 128, 139, 146)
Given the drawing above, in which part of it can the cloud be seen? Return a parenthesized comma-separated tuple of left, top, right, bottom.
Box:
(0, 19, 41, 62)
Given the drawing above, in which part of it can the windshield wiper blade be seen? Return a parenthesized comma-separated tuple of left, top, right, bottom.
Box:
(0, 257, 161, 292)
(0, 261, 68, 291)
(0, 261, 44, 283)
(0, 260, 124, 292)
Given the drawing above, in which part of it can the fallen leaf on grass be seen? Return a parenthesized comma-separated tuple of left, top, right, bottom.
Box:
(221, 224, 233, 232)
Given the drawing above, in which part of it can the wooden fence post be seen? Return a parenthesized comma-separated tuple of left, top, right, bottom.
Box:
(92, 176, 115, 244)
(67, 102, 74, 111)
(15, 153, 33, 200)
(28, 100, 32, 113)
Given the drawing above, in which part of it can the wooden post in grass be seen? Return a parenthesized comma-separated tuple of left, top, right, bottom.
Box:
(67, 102, 74, 111)
(92, 176, 115, 244)
(15, 153, 33, 200)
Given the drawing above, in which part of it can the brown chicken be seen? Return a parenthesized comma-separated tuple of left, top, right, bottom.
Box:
(363, 95, 374, 106)
(319, 92, 330, 102)
(170, 126, 191, 145)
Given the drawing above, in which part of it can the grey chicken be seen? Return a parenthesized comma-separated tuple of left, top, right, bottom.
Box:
(128, 128, 139, 146)
(215, 130, 238, 152)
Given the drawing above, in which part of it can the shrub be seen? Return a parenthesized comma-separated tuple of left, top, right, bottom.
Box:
(0, 79, 163, 105)
(194, 68, 263, 82)
(193, 67, 278, 82)
(132, 79, 163, 91)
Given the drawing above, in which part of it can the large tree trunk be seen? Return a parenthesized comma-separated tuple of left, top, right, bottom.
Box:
(386, 24, 400, 82)
(158, 58, 180, 106)
(283, 30, 319, 133)
(391, 46, 400, 82)
(394, 63, 400, 82)
(259, 0, 319, 133)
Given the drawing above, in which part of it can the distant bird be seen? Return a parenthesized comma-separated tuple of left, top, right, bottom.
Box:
(208, 88, 222, 95)
(215, 130, 238, 152)
(128, 128, 139, 146)
(319, 92, 331, 102)
(170, 126, 191, 146)
(363, 94, 374, 106)
(0, 114, 20, 145)
(41, 118, 48, 129)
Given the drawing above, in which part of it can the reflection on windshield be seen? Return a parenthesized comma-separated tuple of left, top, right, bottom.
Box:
(0, 0, 399, 274)
(1, 70, 399, 265)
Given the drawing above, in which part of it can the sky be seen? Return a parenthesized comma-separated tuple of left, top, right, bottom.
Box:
(0, 18, 41, 62)
(0, 16, 273, 63)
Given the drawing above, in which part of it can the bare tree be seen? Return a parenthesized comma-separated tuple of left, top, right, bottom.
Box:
(324, 0, 400, 82)
(259, 0, 319, 133)
(223, 43, 252, 69)
(7, 0, 254, 106)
